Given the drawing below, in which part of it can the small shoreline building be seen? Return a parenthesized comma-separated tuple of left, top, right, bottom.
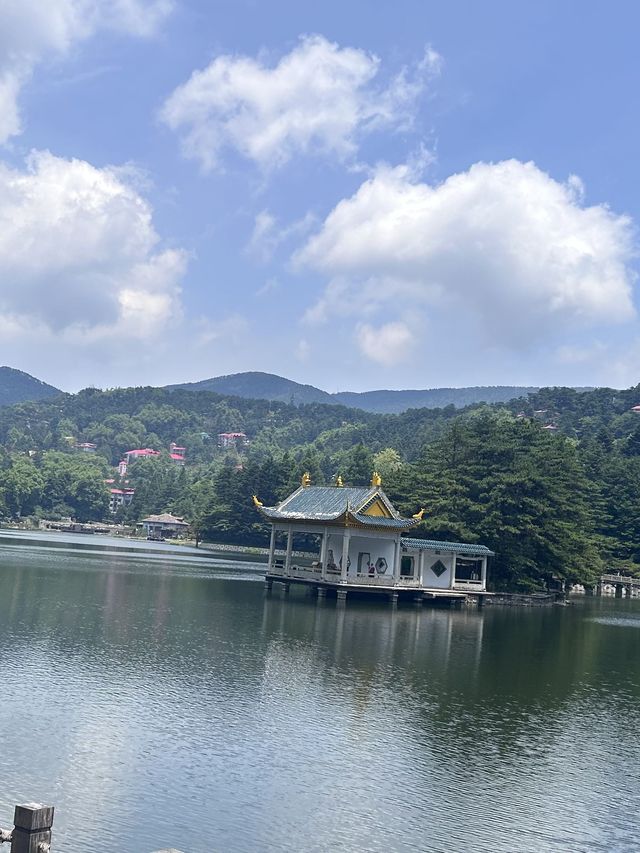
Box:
(255, 474, 493, 604)
(140, 513, 190, 540)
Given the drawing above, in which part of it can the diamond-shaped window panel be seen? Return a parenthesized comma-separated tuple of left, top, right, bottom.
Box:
(430, 559, 447, 578)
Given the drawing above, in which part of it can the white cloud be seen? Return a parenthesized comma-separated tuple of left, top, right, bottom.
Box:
(297, 159, 636, 360)
(161, 35, 440, 172)
(554, 341, 607, 365)
(0, 150, 185, 340)
(0, 0, 172, 142)
(195, 315, 249, 347)
(357, 321, 414, 365)
(247, 209, 316, 262)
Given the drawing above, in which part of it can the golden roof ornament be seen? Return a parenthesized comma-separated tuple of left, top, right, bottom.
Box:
(252, 495, 263, 507)
(412, 508, 426, 520)
(371, 471, 382, 487)
(336, 474, 344, 487)
(301, 471, 311, 487)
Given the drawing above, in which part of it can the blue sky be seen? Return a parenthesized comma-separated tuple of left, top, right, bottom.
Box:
(0, 0, 638, 392)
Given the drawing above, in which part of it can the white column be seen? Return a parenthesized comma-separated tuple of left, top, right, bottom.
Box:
(268, 525, 276, 572)
(341, 529, 350, 582)
(319, 527, 328, 581)
(449, 553, 457, 589)
(285, 526, 293, 576)
(418, 550, 425, 586)
(392, 537, 401, 583)
(481, 557, 487, 590)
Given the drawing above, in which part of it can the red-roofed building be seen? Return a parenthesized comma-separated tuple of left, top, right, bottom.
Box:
(169, 442, 186, 464)
(125, 448, 161, 461)
(218, 432, 248, 449)
(109, 487, 135, 514)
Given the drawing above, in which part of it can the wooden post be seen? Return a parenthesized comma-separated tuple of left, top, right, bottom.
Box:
(10, 804, 54, 853)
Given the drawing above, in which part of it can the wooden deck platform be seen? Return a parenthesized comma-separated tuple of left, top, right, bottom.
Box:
(265, 572, 490, 605)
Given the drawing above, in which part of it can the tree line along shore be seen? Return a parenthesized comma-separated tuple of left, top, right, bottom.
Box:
(0, 383, 638, 591)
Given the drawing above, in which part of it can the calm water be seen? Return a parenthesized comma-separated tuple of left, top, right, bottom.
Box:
(0, 532, 639, 852)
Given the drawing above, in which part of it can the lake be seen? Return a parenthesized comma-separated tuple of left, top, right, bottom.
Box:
(0, 530, 639, 852)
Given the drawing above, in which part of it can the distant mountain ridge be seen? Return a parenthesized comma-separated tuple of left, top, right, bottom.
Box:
(167, 371, 539, 414)
(0, 367, 61, 407)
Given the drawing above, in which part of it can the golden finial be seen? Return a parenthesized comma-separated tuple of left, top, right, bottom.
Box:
(252, 495, 263, 507)
(412, 508, 426, 520)
(336, 474, 344, 487)
(301, 471, 311, 487)
(371, 471, 382, 487)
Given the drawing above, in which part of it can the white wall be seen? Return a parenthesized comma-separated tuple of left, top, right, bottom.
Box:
(410, 549, 454, 589)
(325, 532, 397, 579)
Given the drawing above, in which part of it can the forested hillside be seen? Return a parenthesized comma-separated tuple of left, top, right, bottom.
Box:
(1, 382, 640, 591)
(0, 367, 61, 406)
(168, 370, 538, 413)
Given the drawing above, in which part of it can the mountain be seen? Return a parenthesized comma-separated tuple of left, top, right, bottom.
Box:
(168, 371, 538, 414)
(0, 367, 61, 407)
(168, 372, 334, 405)
(332, 386, 540, 413)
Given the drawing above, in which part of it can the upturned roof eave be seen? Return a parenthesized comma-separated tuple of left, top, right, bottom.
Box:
(258, 506, 420, 530)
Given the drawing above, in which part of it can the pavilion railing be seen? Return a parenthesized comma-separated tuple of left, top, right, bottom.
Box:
(269, 563, 424, 588)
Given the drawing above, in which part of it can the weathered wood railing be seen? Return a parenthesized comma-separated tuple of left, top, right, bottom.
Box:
(0, 804, 185, 852)
(0, 804, 53, 853)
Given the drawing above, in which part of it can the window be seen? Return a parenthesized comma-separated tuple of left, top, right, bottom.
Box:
(455, 558, 482, 582)
(400, 556, 415, 577)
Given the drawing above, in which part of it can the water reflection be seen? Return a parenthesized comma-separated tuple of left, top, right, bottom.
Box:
(0, 537, 638, 851)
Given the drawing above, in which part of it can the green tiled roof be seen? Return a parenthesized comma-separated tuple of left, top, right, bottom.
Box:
(257, 484, 418, 529)
(278, 485, 378, 518)
(401, 537, 494, 556)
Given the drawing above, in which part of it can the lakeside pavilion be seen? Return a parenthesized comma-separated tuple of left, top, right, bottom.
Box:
(255, 474, 493, 604)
